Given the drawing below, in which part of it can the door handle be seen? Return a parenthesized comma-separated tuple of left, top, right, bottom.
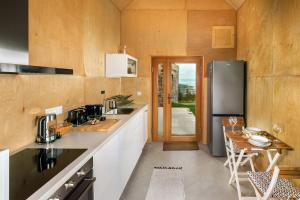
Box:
(168, 94, 172, 104)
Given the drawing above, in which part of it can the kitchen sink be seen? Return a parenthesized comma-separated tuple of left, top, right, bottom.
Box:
(116, 108, 135, 114)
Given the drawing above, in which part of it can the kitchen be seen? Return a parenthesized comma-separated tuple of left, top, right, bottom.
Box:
(1, 0, 300, 200)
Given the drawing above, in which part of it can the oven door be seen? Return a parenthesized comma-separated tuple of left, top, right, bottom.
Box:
(65, 176, 96, 200)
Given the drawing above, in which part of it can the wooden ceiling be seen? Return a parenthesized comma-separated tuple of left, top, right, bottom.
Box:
(111, 0, 135, 10)
(225, 0, 246, 10)
(111, 0, 246, 10)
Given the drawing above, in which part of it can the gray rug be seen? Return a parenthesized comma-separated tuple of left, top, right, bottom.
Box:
(145, 167, 185, 200)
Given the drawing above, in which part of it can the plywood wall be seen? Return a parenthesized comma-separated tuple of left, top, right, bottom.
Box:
(83, 0, 121, 76)
(0, 0, 121, 152)
(29, 0, 84, 75)
(237, 0, 300, 169)
(121, 2, 237, 142)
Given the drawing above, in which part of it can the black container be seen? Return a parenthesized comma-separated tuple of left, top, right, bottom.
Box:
(67, 108, 88, 126)
(85, 104, 103, 119)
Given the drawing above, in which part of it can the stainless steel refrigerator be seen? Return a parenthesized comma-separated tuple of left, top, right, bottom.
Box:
(207, 60, 246, 156)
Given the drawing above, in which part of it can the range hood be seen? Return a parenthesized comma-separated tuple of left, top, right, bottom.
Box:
(0, 63, 73, 75)
(0, 0, 73, 75)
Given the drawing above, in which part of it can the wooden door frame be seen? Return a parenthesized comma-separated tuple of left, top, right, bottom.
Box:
(152, 56, 204, 142)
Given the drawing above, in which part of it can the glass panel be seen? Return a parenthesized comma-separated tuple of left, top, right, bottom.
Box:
(171, 63, 196, 135)
(127, 58, 136, 75)
(157, 64, 164, 136)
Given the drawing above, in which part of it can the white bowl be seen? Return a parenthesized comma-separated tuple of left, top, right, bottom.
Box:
(248, 139, 271, 147)
(246, 127, 262, 132)
(245, 127, 263, 134)
(250, 135, 270, 143)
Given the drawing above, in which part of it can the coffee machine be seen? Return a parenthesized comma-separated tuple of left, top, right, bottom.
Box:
(36, 114, 58, 144)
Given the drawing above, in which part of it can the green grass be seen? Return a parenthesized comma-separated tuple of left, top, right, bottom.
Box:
(172, 102, 196, 115)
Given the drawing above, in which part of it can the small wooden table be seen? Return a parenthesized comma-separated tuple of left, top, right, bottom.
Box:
(226, 130, 293, 153)
(225, 130, 293, 200)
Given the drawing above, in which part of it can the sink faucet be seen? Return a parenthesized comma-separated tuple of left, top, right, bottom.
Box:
(104, 98, 117, 114)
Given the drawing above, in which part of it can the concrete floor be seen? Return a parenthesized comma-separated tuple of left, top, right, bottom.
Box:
(158, 107, 196, 136)
(120, 142, 254, 200)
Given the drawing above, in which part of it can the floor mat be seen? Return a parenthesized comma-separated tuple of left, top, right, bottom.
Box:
(145, 167, 185, 200)
(163, 142, 199, 151)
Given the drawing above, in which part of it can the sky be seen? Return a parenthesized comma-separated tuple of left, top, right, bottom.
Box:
(176, 63, 196, 81)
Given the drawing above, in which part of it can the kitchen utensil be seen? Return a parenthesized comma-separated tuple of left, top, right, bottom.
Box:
(250, 135, 270, 143)
(229, 116, 237, 131)
(67, 108, 88, 126)
(85, 104, 103, 119)
(105, 95, 134, 106)
(100, 116, 106, 121)
(71, 119, 120, 132)
(55, 122, 73, 136)
(109, 100, 117, 110)
(36, 113, 58, 144)
(248, 138, 271, 147)
(245, 127, 262, 134)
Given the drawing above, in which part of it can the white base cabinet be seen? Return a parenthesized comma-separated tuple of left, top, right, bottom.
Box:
(93, 106, 148, 200)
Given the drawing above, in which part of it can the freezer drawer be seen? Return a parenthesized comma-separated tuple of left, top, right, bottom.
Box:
(208, 116, 226, 157)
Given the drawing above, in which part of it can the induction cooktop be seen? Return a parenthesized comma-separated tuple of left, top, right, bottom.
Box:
(9, 148, 87, 200)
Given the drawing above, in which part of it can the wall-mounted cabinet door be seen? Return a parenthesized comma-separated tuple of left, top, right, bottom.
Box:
(105, 53, 138, 77)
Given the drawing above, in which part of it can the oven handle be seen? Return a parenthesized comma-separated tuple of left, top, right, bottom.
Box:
(65, 177, 96, 200)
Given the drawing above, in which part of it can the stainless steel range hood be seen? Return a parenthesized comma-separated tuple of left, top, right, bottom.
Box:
(0, 63, 73, 75)
(0, 0, 73, 75)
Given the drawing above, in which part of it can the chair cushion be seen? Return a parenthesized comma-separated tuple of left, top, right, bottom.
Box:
(248, 171, 300, 199)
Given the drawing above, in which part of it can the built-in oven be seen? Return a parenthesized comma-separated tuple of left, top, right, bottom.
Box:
(49, 158, 95, 200)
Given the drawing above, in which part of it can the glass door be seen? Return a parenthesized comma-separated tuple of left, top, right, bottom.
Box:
(152, 58, 167, 141)
(170, 63, 196, 136)
(152, 57, 203, 142)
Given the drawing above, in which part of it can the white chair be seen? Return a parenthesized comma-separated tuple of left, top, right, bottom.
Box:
(222, 117, 258, 184)
(248, 166, 300, 200)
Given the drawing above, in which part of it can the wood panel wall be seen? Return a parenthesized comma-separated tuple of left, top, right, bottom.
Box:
(29, 0, 85, 75)
(121, 0, 237, 142)
(237, 0, 300, 170)
(0, 0, 121, 152)
(83, 0, 121, 76)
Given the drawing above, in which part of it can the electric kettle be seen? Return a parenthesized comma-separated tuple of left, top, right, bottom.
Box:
(36, 114, 58, 144)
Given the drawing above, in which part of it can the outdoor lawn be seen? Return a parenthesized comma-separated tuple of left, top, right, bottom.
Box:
(172, 102, 195, 115)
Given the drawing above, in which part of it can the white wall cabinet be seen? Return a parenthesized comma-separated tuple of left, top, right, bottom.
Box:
(93, 106, 148, 200)
(105, 53, 138, 77)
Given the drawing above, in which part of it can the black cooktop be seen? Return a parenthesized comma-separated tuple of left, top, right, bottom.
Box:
(10, 148, 86, 200)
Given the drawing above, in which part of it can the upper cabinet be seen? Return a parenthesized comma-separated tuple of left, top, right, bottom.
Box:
(105, 53, 138, 77)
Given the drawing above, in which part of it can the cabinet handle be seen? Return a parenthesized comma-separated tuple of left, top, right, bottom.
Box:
(64, 181, 75, 189)
(76, 169, 86, 177)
